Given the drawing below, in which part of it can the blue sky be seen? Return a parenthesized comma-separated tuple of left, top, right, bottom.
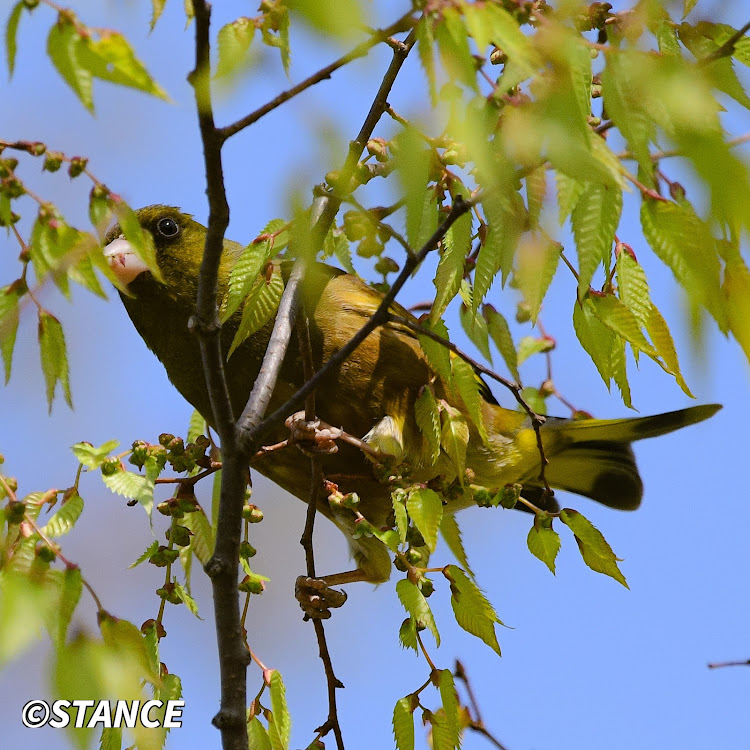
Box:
(1, 1, 749, 748)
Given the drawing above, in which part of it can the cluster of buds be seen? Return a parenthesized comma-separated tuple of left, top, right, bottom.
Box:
(129, 433, 211, 475)
(473, 482, 522, 509)
(157, 484, 200, 518)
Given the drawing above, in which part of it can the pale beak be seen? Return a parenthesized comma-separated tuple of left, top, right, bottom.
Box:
(103, 236, 150, 285)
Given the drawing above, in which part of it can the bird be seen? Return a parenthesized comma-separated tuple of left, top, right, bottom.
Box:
(103, 205, 720, 586)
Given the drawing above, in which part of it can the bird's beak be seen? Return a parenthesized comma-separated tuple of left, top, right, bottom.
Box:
(103, 236, 150, 286)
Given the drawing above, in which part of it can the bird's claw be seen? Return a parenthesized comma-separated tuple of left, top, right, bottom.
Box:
(285, 412, 343, 455)
(295, 575, 348, 620)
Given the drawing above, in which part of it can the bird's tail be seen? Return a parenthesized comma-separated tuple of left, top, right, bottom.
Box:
(536, 404, 721, 510)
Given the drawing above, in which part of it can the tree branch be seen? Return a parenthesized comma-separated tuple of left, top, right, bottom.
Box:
(219, 14, 416, 142)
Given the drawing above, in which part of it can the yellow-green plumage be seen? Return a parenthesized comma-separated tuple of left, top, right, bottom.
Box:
(106, 206, 720, 583)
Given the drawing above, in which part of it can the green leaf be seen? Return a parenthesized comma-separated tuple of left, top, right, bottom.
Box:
(431, 212, 471, 323)
(484, 3, 540, 78)
(514, 235, 561, 324)
(183, 508, 214, 566)
(53, 567, 83, 647)
(440, 405, 469, 480)
(459, 299, 492, 361)
(5, 1, 24, 77)
(723, 256, 750, 364)
(71, 439, 119, 469)
(0, 571, 47, 666)
(573, 298, 615, 386)
(393, 696, 416, 750)
(435, 7, 477, 91)
(150, 0, 167, 30)
(416, 15, 437, 105)
(77, 32, 167, 99)
(399, 616, 418, 651)
(392, 490, 409, 545)
(640, 199, 725, 329)
(396, 578, 440, 646)
(475, 189, 519, 298)
(556, 172, 584, 225)
(645, 303, 693, 396)
(610, 335, 632, 409)
(227, 267, 284, 358)
(102, 468, 156, 517)
(589, 294, 658, 358)
(332, 231, 355, 274)
(415, 386, 441, 466)
(40, 492, 84, 538)
(222, 239, 272, 322)
(47, 15, 93, 111)
(445, 565, 502, 655)
(450, 355, 487, 442)
(286, 0, 363, 40)
(187, 409, 207, 445)
(516, 335, 554, 366)
(615, 249, 651, 328)
(526, 513, 561, 574)
(99, 727, 122, 750)
(520, 385, 547, 415)
(268, 670, 291, 750)
(559, 509, 628, 587)
(0, 283, 22, 383)
(173, 581, 200, 618)
(248, 717, 273, 750)
(484, 305, 519, 381)
(417, 319, 452, 385)
(130, 540, 159, 569)
(215, 18, 255, 79)
(571, 183, 622, 296)
(394, 127, 432, 248)
(406, 488, 443, 553)
(683, 0, 698, 18)
(38, 311, 72, 411)
(438, 669, 460, 750)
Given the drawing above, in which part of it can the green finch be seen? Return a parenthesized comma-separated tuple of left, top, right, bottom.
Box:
(104, 205, 720, 584)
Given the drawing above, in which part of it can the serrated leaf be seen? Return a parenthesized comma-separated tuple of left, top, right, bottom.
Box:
(399, 616, 418, 651)
(476, 189, 519, 297)
(47, 16, 93, 111)
(395, 127, 432, 249)
(187, 409, 207, 445)
(515, 235, 561, 324)
(571, 183, 622, 296)
(610, 335, 632, 408)
(392, 491, 409, 545)
(445, 565, 502, 655)
(215, 18, 255, 79)
(55, 567, 82, 647)
(406, 488, 443, 554)
(38, 311, 72, 411)
(71, 439, 119, 469)
(435, 7, 478, 91)
(615, 249, 651, 327)
(0, 283, 22, 383)
(559, 508, 628, 587)
(77, 32, 167, 99)
(589, 294, 657, 357)
(415, 386, 441, 466)
(248, 717, 272, 750)
(130, 540, 159, 569)
(5, 1, 24, 76)
(221, 240, 271, 322)
(696, 22, 750, 68)
(485, 3, 539, 78)
(173, 581, 200, 618)
(431, 213, 471, 323)
(526, 513, 560, 574)
(332, 231, 355, 274)
(516, 335, 552, 365)
(396, 578, 440, 646)
(183, 508, 214, 565)
(416, 15, 437, 105)
(573, 298, 615, 386)
(440, 405, 469, 480)
(227, 267, 284, 358)
(438, 669, 460, 750)
(484, 305, 519, 381)
(645, 303, 693, 396)
(459, 301, 492, 361)
(417, 319, 452, 385)
(556, 171, 584, 225)
(640, 200, 726, 329)
(102, 469, 156, 517)
(450, 356, 487, 442)
(440, 512, 473, 578)
(393, 696, 416, 750)
(40, 492, 83, 538)
(268, 670, 291, 750)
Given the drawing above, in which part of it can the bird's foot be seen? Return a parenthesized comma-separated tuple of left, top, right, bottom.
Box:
(295, 576, 348, 620)
(285, 412, 342, 455)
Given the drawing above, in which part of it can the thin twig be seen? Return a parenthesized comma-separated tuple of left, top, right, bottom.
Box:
(708, 659, 750, 669)
(455, 661, 510, 750)
(219, 14, 415, 141)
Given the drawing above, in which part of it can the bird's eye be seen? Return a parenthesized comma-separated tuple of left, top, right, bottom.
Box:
(156, 217, 180, 238)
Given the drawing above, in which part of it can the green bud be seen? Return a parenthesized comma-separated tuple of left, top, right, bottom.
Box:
(156, 584, 181, 605)
(355, 235, 382, 259)
(473, 486, 496, 508)
(342, 492, 360, 509)
(239, 541, 257, 559)
(159, 433, 175, 447)
(150, 546, 179, 567)
(499, 483, 522, 509)
(238, 575, 264, 594)
(406, 526, 425, 548)
(342, 210, 369, 241)
(242, 504, 264, 523)
(42, 152, 63, 172)
(374, 256, 399, 276)
(418, 577, 434, 597)
(5, 501, 26, 524)
(36, 543, 57, 562)
(23, 0, 41, 8)
(166, 525, 191, 547)
(68, 156, 88, 178)
(0, 158, 19, 177)
(100, 457, 121, 476)
(1, 176, 25, 199)
(394, 556, 408, 572)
